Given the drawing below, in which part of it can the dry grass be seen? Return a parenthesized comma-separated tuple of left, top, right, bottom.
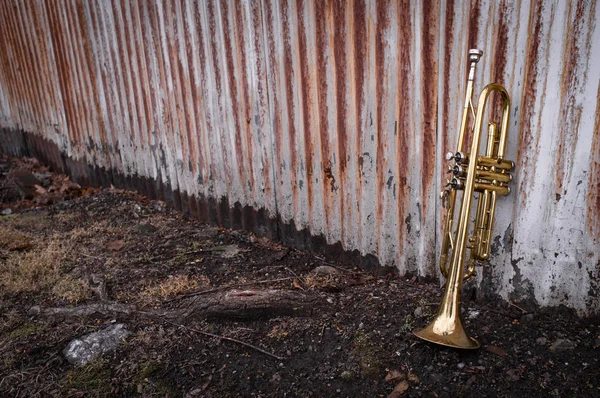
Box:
(0, 224, 32, 251)
(302, 273, 337, 290)
(139, 275, 209, 306)
(67, 220, 123, 242)
(51, 276, 91, 303)
(0, 236, 66, 296)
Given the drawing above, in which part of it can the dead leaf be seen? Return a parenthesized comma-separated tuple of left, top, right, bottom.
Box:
(388, 380, 409, 397)
(407, 372, 420, 384)
(254, 236, 286, 251)
(107, 240, 125, 251)
(8, 241, 32, 251)
(34, 184, 47, 195)
(486, 345, 507, 357)
(292, 279, 304, 290)
(385, 369, 405, 384)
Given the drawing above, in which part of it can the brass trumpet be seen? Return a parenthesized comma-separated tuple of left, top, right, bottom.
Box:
(413, 49, 515, 349)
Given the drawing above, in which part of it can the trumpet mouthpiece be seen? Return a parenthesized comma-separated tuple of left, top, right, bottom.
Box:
(469, 49, 483, 63)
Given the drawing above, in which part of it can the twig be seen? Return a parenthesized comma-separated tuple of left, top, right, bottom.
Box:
(166, 277, 294, 303)
(310, 254, 357, 274)
(508, 301, 528, 314)
(318, 323, 326, 344)
(284, 267, 301, 279)
(144, 248, 225, 264)
(162, 319, 283, 360)
(77, 252, 102, 260)
(179, 248, 226, 256)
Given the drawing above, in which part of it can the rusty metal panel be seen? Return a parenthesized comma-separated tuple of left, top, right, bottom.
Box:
(262, 0, 440, 275)
(0, 0, 598, 313)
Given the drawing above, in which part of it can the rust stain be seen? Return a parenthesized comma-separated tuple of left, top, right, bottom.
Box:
(250, 0, 272, 201)
(128, 0, 154, 154)
(297, 0, 315, 220)
(517, 0, 544, 204)
(375, 0, 390, 245)
(66, 2, 95, 153)
(467, 0, 481, 51)
(221, 0, 245, 184)
(45, 0, 78, 145)
(332, 0, 348, 175)
(172, 0, 196, 174)
(281, 0, 299, 213)
(332, 0, 348, 239)
(264, 0, 284, 209)
(233, 0, 255, 198)
(315, 0, 332, 231)
(419, 0, 438, 218)
(15, 2, 45, 130)
(77, 0, 108, 149)
(588, 84, 600, 238)
(555, 0, 593, 194)
(4, 1, 33, 128)
(442, 0, 454, 177)
(490, 0, 509, 124)
(353, 0, 366, 147)
(395, 0, 411, 245)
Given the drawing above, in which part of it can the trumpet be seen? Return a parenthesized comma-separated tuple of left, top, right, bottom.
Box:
(413, 49, 515, 349)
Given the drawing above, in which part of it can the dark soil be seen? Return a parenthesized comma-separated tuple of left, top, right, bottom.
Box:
(0, 155, 599, 397)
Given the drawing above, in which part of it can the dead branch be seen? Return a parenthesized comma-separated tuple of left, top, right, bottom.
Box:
(166, 277, 294, 303)
(161, 319, 284, 361)
(34, 288, 316, 321)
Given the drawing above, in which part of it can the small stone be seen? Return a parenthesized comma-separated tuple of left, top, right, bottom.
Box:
(520, 313, 535, 323)
(187, 388, 203, 396)
(486, 345, 507, 357)
(358, 322, 364, 329)
(388, 380, 409, 398)
(340, 370, 353, 381)
(213, 244, 240, 258)
(505, 368, 521, 381)
(430, 373, 445, 383)
(468, 310, 480, 319)
(313, 265, 339, 276)
(536, 337, 547, 345)
(1, 208, 12, 215)
(28, 305, 41, 316)
(457, 362, 465, 370)
(550, 339, 576, 353)
(413, 307, 423, 317)
(135, 223, 157, 234)
(63, 324, 130, 366)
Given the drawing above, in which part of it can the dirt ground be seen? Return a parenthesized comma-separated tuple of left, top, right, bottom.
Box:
(0, 155, 599, 398)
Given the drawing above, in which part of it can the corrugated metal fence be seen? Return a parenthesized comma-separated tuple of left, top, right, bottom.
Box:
(0, 0, 598, 314)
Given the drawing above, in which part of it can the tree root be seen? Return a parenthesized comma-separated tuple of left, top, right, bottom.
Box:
(32, 289, 317, 321)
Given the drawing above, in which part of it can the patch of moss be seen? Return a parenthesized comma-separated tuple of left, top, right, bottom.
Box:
(352, 331, 383, 378)
(132, 361, 178, 396)
(133, 361, 162, 384)
(7, 322, 48, 340)
(66, 358, 112, 395)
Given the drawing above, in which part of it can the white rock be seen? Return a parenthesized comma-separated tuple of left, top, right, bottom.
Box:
(63, 324, 130, 366)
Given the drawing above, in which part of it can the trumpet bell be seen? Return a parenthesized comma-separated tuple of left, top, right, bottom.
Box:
(413, 316, 480, 349)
